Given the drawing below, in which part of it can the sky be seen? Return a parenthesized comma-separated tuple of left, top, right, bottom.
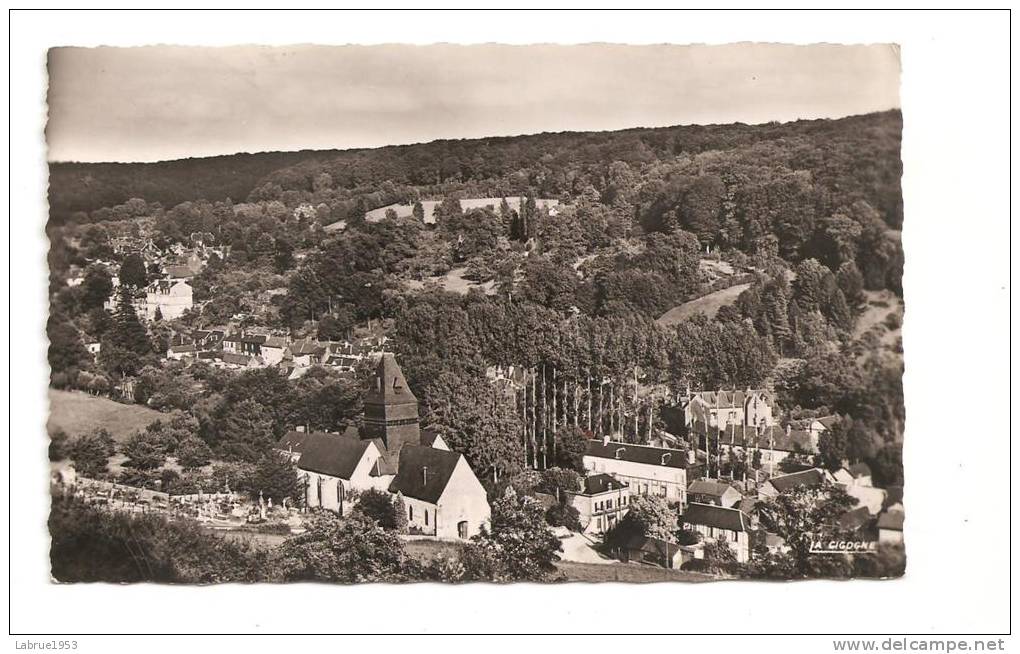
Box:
(46, 43, 900, 163)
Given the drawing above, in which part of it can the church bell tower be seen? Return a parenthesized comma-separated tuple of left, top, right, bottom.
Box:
(360, 353, 421, 456)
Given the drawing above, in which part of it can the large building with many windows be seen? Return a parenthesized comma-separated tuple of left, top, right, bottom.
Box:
(583, 438, 696, 505)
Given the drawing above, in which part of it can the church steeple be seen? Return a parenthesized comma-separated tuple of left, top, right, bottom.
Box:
(360, 353, 420, 457)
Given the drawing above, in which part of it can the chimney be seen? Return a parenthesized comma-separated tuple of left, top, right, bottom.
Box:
(422, 466, 428, 485)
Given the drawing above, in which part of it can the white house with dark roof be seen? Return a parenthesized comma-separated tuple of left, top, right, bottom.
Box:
(565, 473, 630, 535)
(680, 502, 753, 562)
(758, 468, 836, 499)
(687, 479, 743, 508)
(583, 438, 695, 505)
(274, 354, 490, 539)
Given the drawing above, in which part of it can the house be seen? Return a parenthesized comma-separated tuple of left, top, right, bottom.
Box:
(686, 479, 743, 508)
(167, 343, 198, 361)
(261, 336, 289, 366)
(165, 264, 196, 282)
(144, 280, 193, 320)
(848, 462, 874, 487)
(194, 329, 225, 350)
(832, 467, 856, 485)
(288, 338, 325, 366)
(275, 354, 490, 540)
(222, 333, 243, 354)
(219, 352, 260, 369)
(620, 534, 685, 569)
(684, 388, 776, 431)
(680, 502, 753, 563)
(696, 421, 819, 473)
(838, 506, 875, 533)
(877, 508, 904, 544)
(583, 438, 695, 505)
(758, 468, 836, 499)
(565, 473, 630, 535)
(365, 197, 561, 225)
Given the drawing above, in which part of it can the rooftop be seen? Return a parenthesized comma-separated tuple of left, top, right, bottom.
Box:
(681, 502, 750, 532)
(585, 440, 690, 470)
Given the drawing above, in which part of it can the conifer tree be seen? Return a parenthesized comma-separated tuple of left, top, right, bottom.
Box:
(109, 286, 152, 355)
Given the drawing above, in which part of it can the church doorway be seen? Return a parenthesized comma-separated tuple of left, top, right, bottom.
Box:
(457, 521, 468, 539)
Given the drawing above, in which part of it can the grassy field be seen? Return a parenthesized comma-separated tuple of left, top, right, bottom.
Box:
(47, 389, 163, 442)
(853, 289, 904, 356)
(555, 560, 713, 583)
(405, 267, 496, 296)
(656, 282, 751, 326)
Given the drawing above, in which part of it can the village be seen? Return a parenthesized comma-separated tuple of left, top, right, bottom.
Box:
(54, 221, 904, 575)
(47, 110, 907, 583)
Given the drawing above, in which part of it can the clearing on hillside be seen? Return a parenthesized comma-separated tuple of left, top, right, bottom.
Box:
(656, 282, 751, 326)
(47, 389, 163, 442)
(405, 267, 496, 295)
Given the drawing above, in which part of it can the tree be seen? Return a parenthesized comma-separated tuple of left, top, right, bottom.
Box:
(121, 430, 167, 471)
(107, 286, 151, 355)
(545, 502, 582, 531)
(215, 398, 276, 461)
(47, 316, 92, 375)
(119, 254, 148, 289)
(425, 373, 524, 485)
(606, 494, 676, 546)
(552, 427, 588, 473)
(433, 197, 463, 224)
(537, 467, 582, 502)
(317, 308, 357, 341)
(49, 428, 70, 461)
(250, 452, 302, 505)
(49, 496, 272, 583)
(273, 237, 295, 274)
(460, 488, 561, 581)
(757, 482, 857, 574)
(68, 429, 117, 478)
(412, 201, 425, 222)
(354, 488, 405, 531)
(80, 266, 113, 311)
(176, 436, 214, 470)
(817, 416, 851, 470)
(276, 511, 407, 583)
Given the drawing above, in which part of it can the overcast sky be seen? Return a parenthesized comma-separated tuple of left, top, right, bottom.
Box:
(46, 43, 900, 163)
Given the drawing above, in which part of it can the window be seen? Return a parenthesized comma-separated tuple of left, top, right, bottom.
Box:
(409, 505, 414, 521)
(425, 510, 429, 526)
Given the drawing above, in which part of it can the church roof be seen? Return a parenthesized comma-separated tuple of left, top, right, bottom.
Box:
(295, 431, 372, 480)
(388, 445, 461, 504)
(366, 353, 417, 405)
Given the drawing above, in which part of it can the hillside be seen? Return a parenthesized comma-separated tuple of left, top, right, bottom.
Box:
(656, 282, 752, 326)
(47, 389, 162, 442)
(47, 110, 903, 228)
(48, 150, 339, 224)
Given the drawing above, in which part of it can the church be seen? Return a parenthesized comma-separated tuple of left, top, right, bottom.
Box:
(275, 353, 491, 540)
